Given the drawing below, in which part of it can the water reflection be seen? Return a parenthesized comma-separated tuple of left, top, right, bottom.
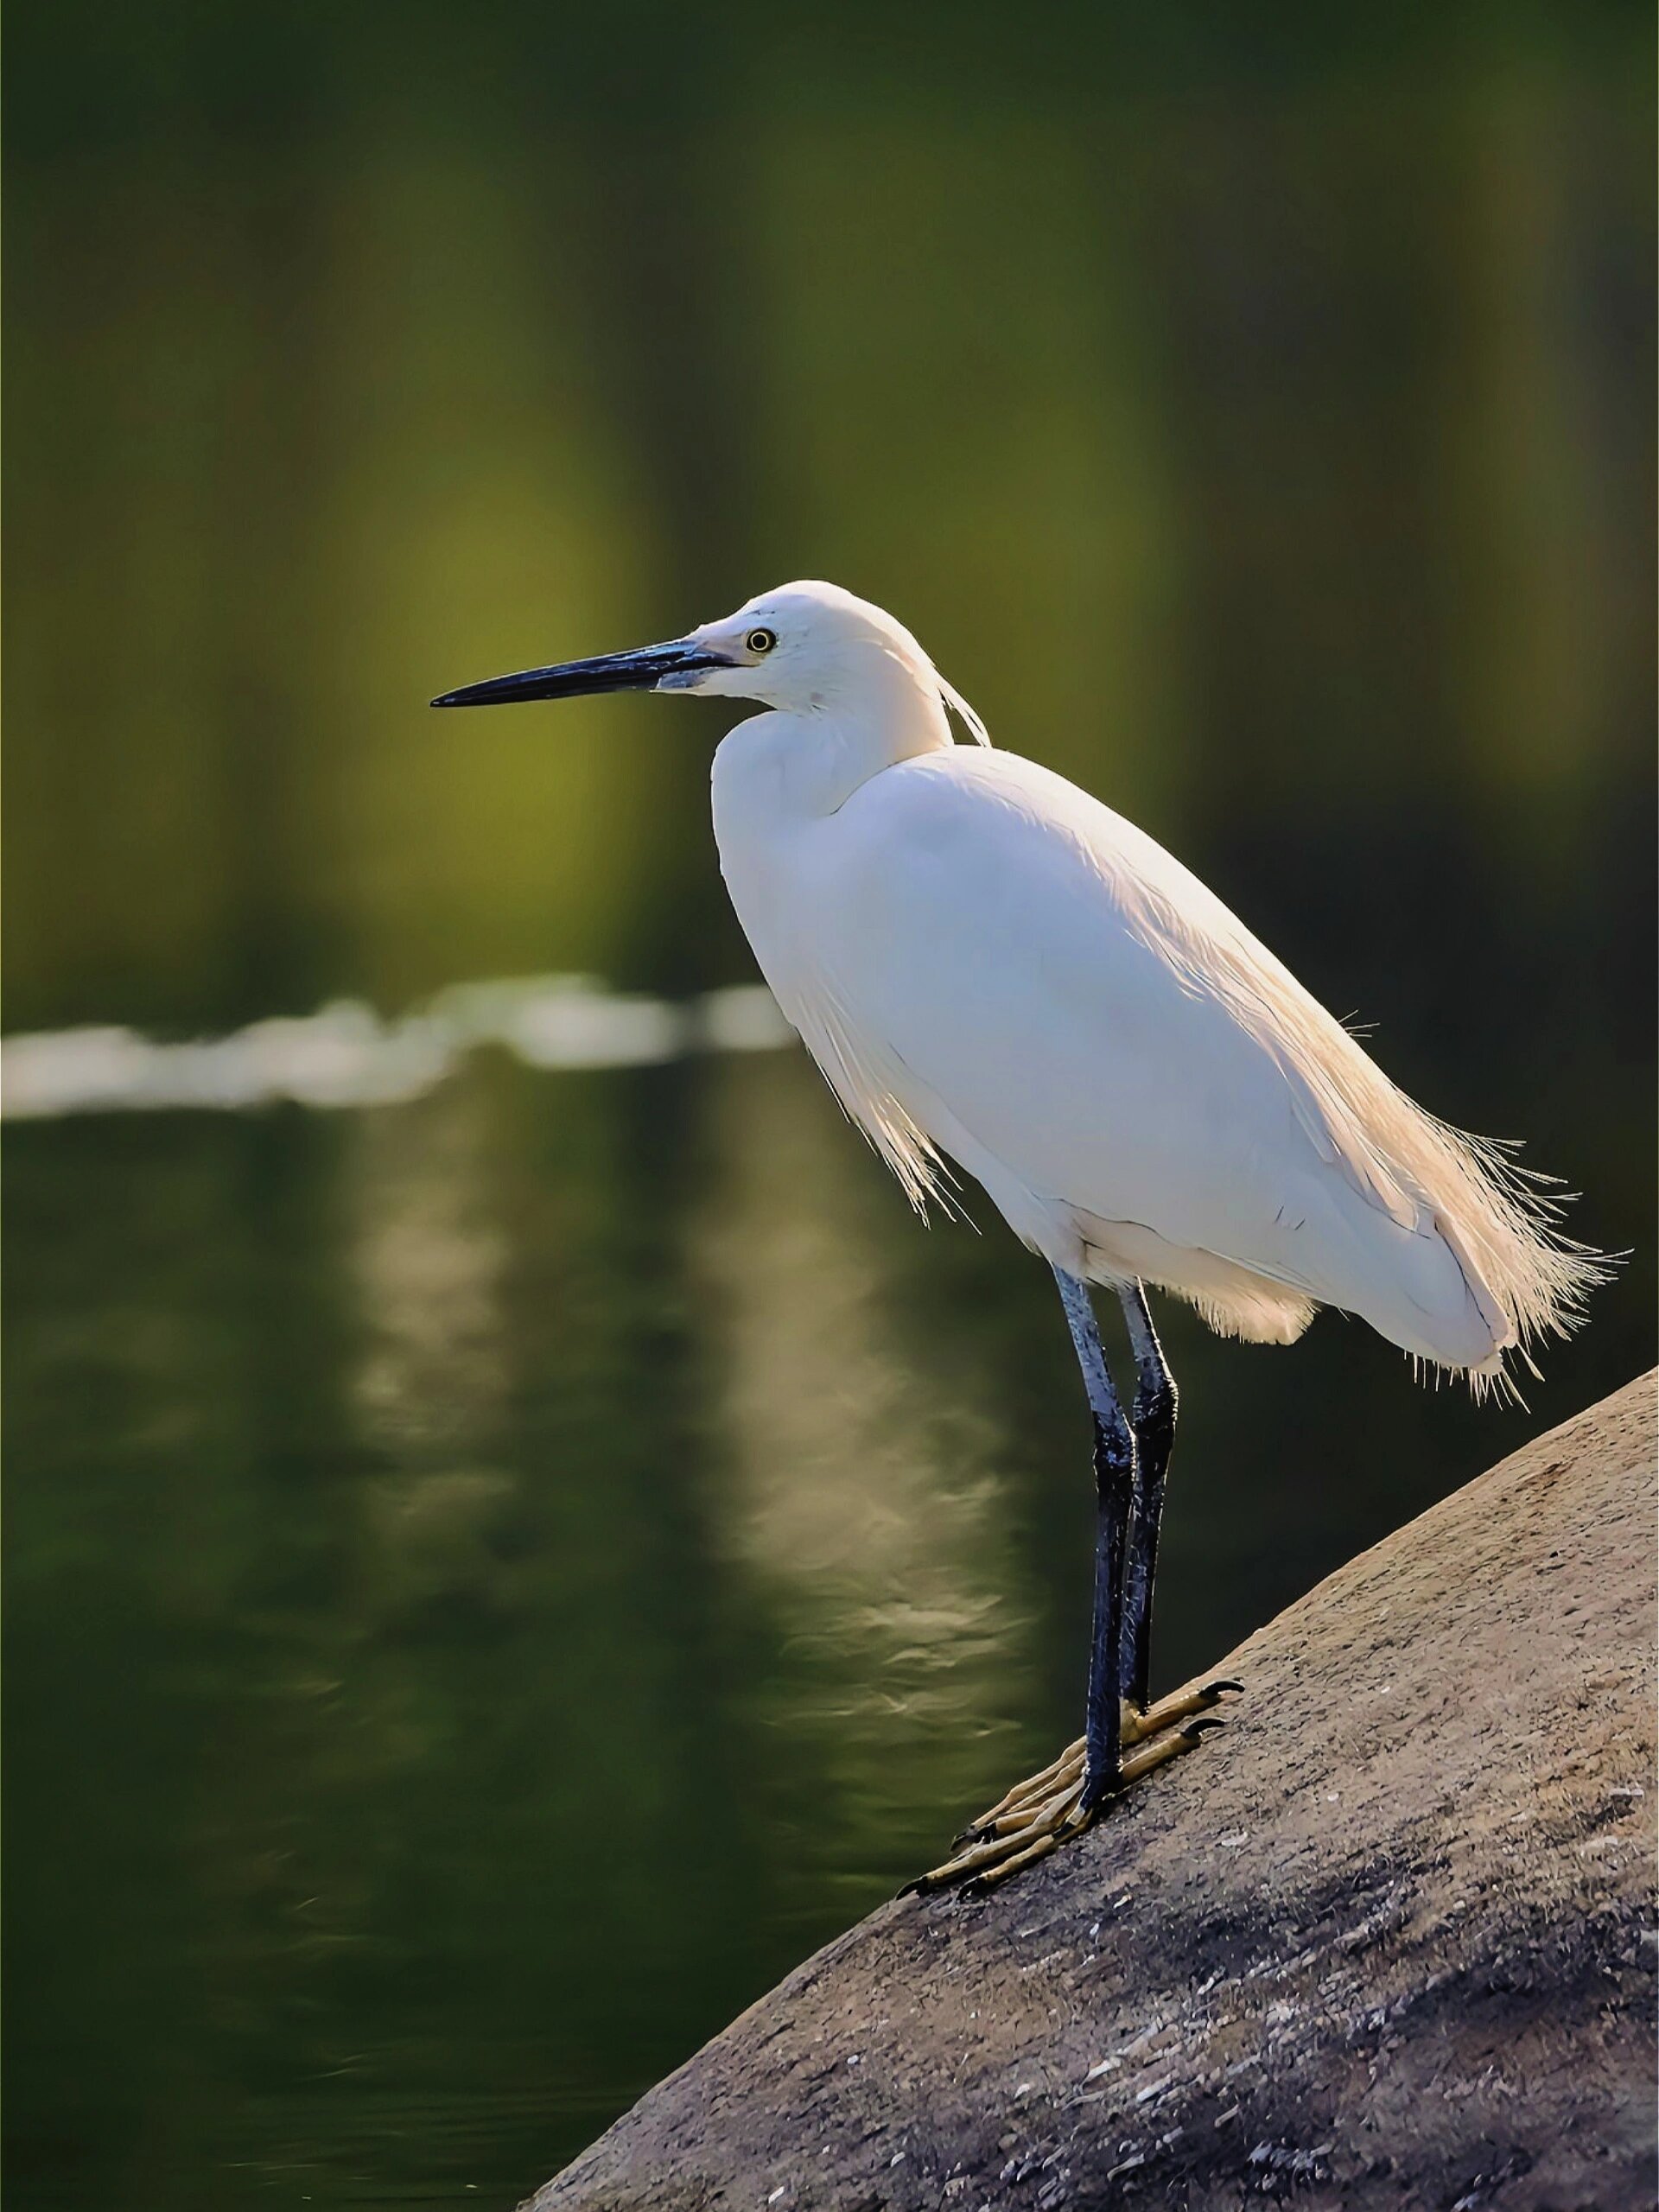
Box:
(5, 1030, 1651, 2211)
(694, 1050, 1035, 1909)
(0, 980, 791, 1118)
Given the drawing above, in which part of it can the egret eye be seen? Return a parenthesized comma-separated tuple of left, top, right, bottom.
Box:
(747, 627, 777, 655)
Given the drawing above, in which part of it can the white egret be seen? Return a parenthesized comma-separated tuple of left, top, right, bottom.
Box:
(434, 580, 1604, 1891)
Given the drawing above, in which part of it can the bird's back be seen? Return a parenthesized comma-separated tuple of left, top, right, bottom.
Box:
(762, 744, 1597, 1383)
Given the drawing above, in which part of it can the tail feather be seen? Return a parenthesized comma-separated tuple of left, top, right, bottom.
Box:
(1257, 983, 1609, 1394)
(1138, 877, 1611, 1395)
(1400, 1121, 1610, 1400)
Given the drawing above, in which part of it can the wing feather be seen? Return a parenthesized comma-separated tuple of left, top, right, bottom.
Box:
(805, 747, 1605, 1391)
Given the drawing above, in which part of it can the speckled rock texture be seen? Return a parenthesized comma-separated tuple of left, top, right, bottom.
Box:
(529, 1373, 1657, 2212)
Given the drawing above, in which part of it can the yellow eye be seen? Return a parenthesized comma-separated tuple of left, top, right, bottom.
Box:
(747, 627, 777, 655)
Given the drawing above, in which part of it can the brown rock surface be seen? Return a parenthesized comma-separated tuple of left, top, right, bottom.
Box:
(530, 1374, 1658, 2212)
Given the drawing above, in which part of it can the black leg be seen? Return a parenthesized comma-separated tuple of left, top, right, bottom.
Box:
(1116, 1281, 1177, 1713)
(1052, 1266, 1135, 1815)
(904, 1275, 1219, 1894)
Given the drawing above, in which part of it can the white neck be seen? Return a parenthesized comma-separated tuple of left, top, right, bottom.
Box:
(715, 664, 952, 824)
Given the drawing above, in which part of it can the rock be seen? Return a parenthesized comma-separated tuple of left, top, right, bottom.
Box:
(527, 1374, 1657, 2212)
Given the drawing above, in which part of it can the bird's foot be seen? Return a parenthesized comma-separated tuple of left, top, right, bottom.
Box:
(902, 1679, 1240, 1897)
(1121, 1675, 1243, 1746)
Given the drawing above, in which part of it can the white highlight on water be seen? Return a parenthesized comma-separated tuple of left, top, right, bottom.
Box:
(0, 976, 795, 1121)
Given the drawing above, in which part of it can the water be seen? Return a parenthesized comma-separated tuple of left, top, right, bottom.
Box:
(0, 978, 792, 1116)
(5, 6, 1654, 2206)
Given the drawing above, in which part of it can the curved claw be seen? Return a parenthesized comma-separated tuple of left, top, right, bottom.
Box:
(908, 1669, 1236, 1897)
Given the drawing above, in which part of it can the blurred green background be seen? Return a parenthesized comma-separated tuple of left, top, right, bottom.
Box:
(5, 4, 1655, 2206)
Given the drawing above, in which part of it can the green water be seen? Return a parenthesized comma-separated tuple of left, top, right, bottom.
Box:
(5, 6, 1654, 2205)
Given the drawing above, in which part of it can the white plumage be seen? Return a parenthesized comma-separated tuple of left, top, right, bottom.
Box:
(434, 575, 1605, 1884)
(699, 582, 1599, 1391)
(435, 575, 1602, 1395)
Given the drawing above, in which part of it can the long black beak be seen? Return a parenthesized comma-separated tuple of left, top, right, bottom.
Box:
(430, 638, 731, 709)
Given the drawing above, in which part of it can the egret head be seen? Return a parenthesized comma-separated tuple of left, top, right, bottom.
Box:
(431, 579, 988, 740)
(669, 582, 935, 712)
